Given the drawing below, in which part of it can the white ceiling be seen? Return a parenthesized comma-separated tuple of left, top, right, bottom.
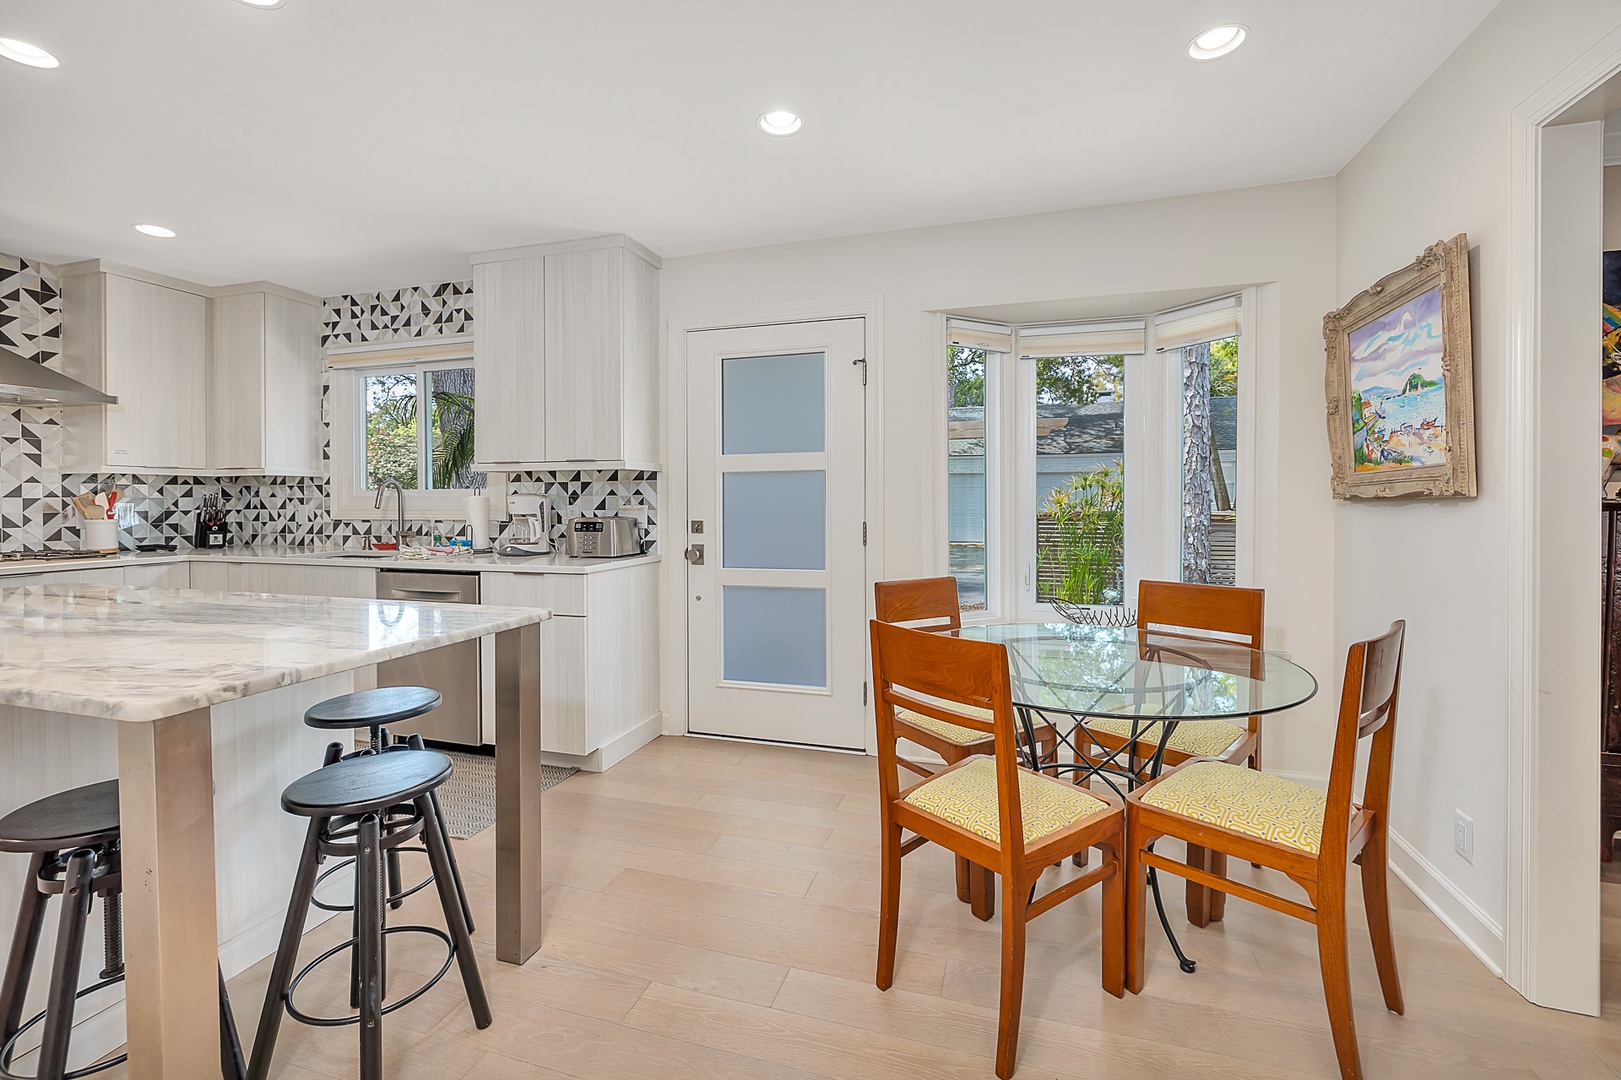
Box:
(0, 0, 1499, 297)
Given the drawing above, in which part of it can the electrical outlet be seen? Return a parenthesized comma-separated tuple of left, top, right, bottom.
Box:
(1454, 811, 1474, 864)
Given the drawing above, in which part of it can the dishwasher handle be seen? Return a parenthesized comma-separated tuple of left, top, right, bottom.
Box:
(388, 587, 469, 600)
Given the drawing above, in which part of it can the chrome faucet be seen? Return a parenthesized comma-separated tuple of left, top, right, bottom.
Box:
(374, 479, 406, 547)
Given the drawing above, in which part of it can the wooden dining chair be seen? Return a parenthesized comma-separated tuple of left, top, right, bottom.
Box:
(871, 619, 1125, 1079)
(874, 577, 1058, 921)
(1123, 621, 1406, 1080)
(1078, 578, 1265, 926)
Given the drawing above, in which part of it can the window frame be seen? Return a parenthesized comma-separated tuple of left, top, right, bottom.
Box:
(942, 293, 1253, 623)
(328, 340, 503, 521)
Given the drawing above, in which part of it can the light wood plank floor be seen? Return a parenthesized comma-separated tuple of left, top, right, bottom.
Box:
(105, 736, 1621, 1079)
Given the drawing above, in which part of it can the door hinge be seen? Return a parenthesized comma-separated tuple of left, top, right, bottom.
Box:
(862, 521, 867, 546)
(853, 357, 867, 385)
(863, 682, 868, 706)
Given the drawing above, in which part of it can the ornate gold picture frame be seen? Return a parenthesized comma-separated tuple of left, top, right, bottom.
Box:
(1324, 233, 1476, 500)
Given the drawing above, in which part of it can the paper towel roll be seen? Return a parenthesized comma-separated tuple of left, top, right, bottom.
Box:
(463, 495, 492, 551)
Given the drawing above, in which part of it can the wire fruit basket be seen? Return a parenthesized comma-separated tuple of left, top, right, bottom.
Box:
(1048, 599, 1138, 628)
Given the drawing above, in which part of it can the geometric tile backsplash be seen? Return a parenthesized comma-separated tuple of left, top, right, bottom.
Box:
(0, 251, 657, 553)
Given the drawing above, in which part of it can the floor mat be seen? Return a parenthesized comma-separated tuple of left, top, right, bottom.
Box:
(438, 750, 576, 839)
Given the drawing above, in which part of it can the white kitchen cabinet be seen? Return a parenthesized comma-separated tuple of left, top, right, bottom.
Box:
(210, 286, 323, 475)
(8, 567, 126, 587)
(60, 263, 210, 472)
(471, 235, 660, 470)
(122, 562, 191, 589)
(481, 562, 659, 767)
(189, 560, 376, 599)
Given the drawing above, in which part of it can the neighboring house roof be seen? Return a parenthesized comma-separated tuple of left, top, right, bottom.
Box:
(948, 396, 1236, 456)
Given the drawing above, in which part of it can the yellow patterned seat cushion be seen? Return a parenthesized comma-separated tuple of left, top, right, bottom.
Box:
(1140, 761, 1328, 854)
(903, 756, 1110, 846)
(1085, 717, 1247, 758)
(895, 704, 992, 746)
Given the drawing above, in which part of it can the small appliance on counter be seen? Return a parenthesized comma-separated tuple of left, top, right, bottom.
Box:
(495, 494, 551, 557)
(565, 515, 642, 558)
(193, 493, 228, 549)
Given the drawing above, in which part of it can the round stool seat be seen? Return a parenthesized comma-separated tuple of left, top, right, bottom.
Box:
(0, 780, 120, 854)
(282, 752, 452, 818)
(303, 686, 441, 731)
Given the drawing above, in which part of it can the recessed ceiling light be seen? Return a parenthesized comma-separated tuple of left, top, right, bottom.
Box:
(1187, 24, 1248, 61)
(0, 37, 60, 69)
(758, 110, 803, 137)
(134, 224, 177, 238)
(233, 0, 286, 7)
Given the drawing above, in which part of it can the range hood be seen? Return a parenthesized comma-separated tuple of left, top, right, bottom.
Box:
(0, 347, 116, 406)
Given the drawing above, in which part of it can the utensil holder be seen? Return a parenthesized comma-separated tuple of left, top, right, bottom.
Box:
(80, 519, 119, 553)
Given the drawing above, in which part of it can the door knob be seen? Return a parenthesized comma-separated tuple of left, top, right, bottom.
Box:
(684, 544, 705, 565)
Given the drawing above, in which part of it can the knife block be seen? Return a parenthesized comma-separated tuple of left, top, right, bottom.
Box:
(193, 515, 228, 549)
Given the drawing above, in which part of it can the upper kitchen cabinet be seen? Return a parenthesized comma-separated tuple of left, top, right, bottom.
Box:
(470, 235, 660, 470)
(59, 261, 210, 472)
(210, 284, 323, 475)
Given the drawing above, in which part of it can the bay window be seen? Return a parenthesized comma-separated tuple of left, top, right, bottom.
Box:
(944, 294, 1247, 621)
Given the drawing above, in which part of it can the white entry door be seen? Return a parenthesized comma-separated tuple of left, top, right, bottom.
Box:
(686, 319, 867, 749)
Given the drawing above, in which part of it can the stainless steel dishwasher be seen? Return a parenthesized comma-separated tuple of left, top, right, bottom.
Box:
(375, 569, 482, 746)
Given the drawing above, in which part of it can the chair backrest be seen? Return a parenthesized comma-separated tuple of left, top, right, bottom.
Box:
(1138, 579, 1263, 649)
(874, 577, 963, 632)
(1321, 621, 1406, 863)
(1137, 579, 1265, 729)
(869, 619, 1030, 856)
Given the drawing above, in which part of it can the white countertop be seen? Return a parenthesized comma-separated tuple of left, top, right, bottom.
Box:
(0, 544, 661, 578)
(0, 584, 550, 722)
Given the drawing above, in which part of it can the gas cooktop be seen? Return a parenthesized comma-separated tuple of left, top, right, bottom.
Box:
(0, 549, 114, 563)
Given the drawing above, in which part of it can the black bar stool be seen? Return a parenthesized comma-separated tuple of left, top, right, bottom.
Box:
(0, 780, 245, 1080)
(247, 752, 490, 1080)
(303, 687, 472, 933)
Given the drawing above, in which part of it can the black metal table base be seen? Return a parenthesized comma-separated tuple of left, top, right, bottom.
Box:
(1013, 704, 1200, 973)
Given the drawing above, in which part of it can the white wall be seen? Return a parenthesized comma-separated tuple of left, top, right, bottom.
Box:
(660, 178, 1341, 782)
(1336, 0, 1621, 977)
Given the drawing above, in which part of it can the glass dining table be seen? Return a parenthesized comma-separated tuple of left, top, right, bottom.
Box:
(947, 621, 1319, 971)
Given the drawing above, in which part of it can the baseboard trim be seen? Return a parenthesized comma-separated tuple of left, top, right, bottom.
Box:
(543, 712, 664, 773)
(1388, 829, 1506, 977)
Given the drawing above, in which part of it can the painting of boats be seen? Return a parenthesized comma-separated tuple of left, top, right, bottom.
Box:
(1348, 284, 1448, 472)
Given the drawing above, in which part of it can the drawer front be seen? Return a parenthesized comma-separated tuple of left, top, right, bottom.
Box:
(480, 572, 586, 616)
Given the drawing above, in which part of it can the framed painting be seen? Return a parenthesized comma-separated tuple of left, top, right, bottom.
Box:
(1602, 251, 1621, 494)
(1323, 233, 1477, 500)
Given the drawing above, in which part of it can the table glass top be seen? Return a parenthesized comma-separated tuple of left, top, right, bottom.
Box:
(948, 622, 1318, 722)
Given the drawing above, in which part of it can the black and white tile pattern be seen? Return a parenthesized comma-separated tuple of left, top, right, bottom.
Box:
(0, 252, 657, 553)
(321, 281, 473, 348)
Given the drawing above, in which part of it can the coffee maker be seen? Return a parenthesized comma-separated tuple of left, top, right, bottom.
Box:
(496, 494, 551, 556)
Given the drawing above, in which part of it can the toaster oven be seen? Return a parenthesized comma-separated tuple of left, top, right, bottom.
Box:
(565, 515, 642, 558)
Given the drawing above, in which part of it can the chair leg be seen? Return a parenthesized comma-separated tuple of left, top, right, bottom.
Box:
(0, 852, 50, 1049)
(220, 963, 246, 1080)
(247, 818, 325, 1080)
(408, 733, 476, 935)
(416, 795, 491, 1028)
(954, 855, 971, 904)
(969, 863, 996, 921)
(1185, 844, 1214, 928)
(877, 822, 903, 991)
(356, 814, 385, 1080)
(1360, 828, 1404, 1015)
(37, 849, 95, 1080)
(1316, 892, 1364, 1080)
(1208, 850, 1228, 922)
(1096, 840, 1125, 998)
(993, 874, 1028, 1080)
(1125, 818, 1148, 996)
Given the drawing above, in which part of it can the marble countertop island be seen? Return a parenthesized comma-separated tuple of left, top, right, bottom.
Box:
(0, 583, 550, 721)
(0, 582, 549, 1077)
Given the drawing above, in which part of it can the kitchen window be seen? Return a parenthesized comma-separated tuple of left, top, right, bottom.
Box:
(327, 338, 496, 520)
(944, 295, 1248, 621)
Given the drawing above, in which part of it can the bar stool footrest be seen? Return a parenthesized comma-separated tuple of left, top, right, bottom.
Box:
(283, 926, 455, 1028)
(309, 847, 434, 913)
(0, 975, 127, 1080)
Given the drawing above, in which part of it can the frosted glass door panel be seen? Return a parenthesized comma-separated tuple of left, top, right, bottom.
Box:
(722, 353, 825, 454)
(723, 470, 825, 569)
(722, 586, 827, 688)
